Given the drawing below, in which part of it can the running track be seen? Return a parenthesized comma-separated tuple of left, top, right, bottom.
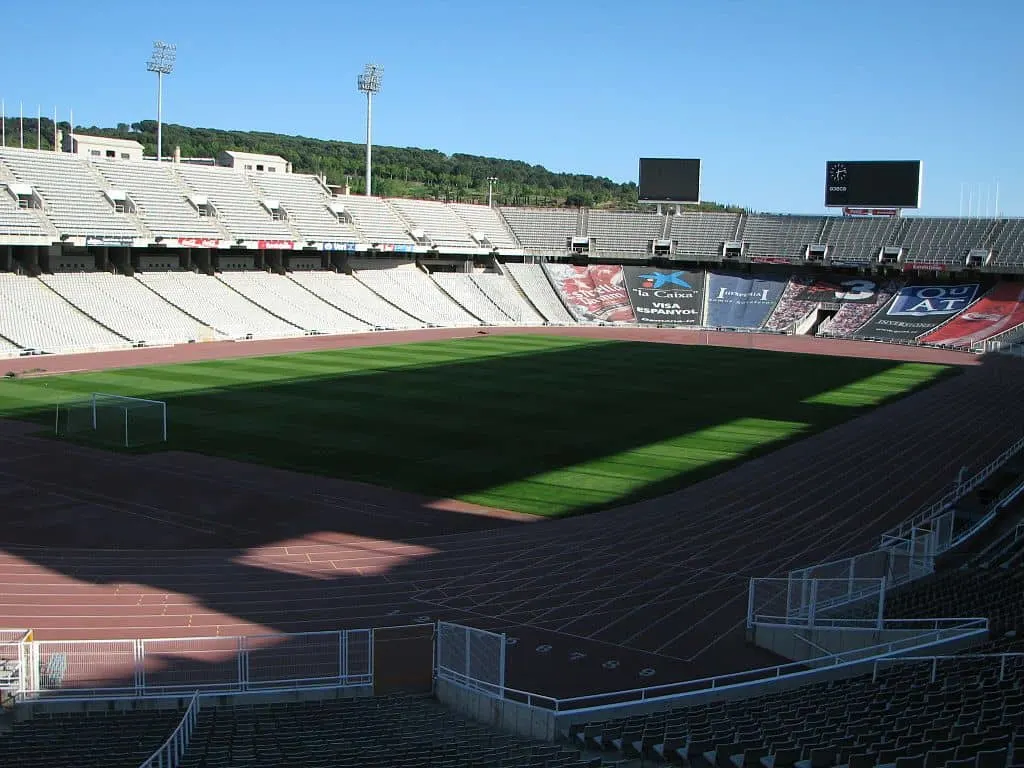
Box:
(0, 328, 1022, 699)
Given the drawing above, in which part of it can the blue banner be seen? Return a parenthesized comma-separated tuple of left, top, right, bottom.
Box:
(705, 272, 787, 329)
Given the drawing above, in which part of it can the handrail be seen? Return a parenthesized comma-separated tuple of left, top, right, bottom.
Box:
(502, 618, 987, 713)
(138, 693, 199, 768)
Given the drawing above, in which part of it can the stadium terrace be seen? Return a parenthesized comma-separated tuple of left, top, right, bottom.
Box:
(0, 138, 1022, 768)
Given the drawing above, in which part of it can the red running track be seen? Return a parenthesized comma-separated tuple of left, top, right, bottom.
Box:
(0, 328, 1020, 699)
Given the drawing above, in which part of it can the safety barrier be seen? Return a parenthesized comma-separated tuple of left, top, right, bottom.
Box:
(0, 629, 32, 701)
(138, 693, 199, 768)
(20, 629, 373, 700)
(435, 621, 506, 698)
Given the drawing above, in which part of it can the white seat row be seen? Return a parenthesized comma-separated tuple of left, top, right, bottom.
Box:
(389, 198, 476, 248)
(40, 272, 220, 345)
(288, 271, 425, 329)
(499, 207, 578, 251)
(217, 271, 369, 334)
(249, 173, 362, 243)
(337, 196, 415, 245)
(469, 273, 545, 325)
(174, 164, 294, 241)
(356, 267, 480, 326)
(0, 148, 141, 238)
(92, 160, 221, 240)
(0, 188, 51, 237)
(432, 273, 512, 324)
(586, 211, 663, 255)
(503, 263, 575, 323)
(448, 204, 519, 249)
(0, 273, 130, 353)
(136, 271, 302, 340)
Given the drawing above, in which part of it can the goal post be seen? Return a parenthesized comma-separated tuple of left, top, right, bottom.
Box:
(55, 393, 167, 448)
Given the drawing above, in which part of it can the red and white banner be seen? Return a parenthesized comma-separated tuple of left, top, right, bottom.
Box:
(545, 264, 635, 323)
(257, 240, 296, 250)
(176, 237, 222, 249)
(920, 282, 1024, 347)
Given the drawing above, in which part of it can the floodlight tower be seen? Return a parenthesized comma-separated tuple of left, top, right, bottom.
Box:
(487, 176, 499, 207)
(146, 41, 176, 163)
(357, 64, 383, 196)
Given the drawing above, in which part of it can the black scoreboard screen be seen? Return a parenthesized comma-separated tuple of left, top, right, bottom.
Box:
(639, 158, 701, 203)
(825, 160, 921, 209)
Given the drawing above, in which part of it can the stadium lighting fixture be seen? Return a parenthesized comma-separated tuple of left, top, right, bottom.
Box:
(487, 176, 498, 208)
(357, 64, 382, 197)
(146, 41, 176, 163)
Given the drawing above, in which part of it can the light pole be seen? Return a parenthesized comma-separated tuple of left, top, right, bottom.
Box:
(146, 41, 176, 163)
(357, 64, 383, 196)
(486, 176, 498, 207)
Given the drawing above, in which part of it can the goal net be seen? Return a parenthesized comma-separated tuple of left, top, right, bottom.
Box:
(55, 393, 167, 448)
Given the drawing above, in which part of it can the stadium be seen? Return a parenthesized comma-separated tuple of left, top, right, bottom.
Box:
(2, 23, 1024, 768)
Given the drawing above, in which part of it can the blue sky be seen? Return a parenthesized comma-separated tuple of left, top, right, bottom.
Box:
(3, 0, 1022, 215)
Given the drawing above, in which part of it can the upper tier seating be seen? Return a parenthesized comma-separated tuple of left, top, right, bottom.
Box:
(896, 218, 994, 267)
(181, 695, 593, 768)
(988, 219, 1024, 269)
(0, 185, 52, 237)
(670, 211, 742, 260)
(504, 263, 575, 324)
(40, 271, 220, 345)
(336, 196, 415, 245)
(433, 272, 513, 324)
(568, 655, 1023, 767)
(174, 164, 294, 241)
(92, 159, 222, 240)
(0, 148, 142, 238)
(389, 198, 477, 248)
(356, 267, 480, 326)
(288, 271, 425, 329)
(500, 207, 578, 252)
(0, 273, 129, 353)
(820, 216, 899, 265)
(136, 271, 302, 340)
(449, 203, 520, 249)
(742, 215, 827, 260)
(470, 273, 545, 325)
(248, 172, 362, 243)
(0, 707, 185, 768)
(586, 211, 664, 255)
(217, 271, 370, 334)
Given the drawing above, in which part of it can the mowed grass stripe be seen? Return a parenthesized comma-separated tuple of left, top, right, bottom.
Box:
(0, 336, 955, 516)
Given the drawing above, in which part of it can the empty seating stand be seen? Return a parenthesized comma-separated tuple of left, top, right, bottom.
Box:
(174, 164, 295, 242)
(217, 271, 370, 334)
(0, 147, 142, 239)
(741, 215, 827, 261)
(433, 272, 514, 325)
(389, 198, 477, 248)
(567, 656, 1023, 768)
(249, 171, 363, 244)
(504, 262, 575, 324)
(356, 267, 480, 326)
(500, 207, 579, 253)
(896, 218, 994, 268)
(0, 707, 186, 768)
(820, 216, 900, 266)
(585, 211, 664, 257)
(449, 203, 520, 250)
(180, 694, 596, 768)
(670, 211, 742, 261)
(287, 271, 425, 329)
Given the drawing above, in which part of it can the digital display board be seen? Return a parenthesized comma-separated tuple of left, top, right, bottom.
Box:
(639, 158, 701, 203)
(825, 160, 922, 209)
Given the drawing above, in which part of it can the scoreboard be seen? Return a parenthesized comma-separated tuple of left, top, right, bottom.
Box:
(825, 160, 922, 209)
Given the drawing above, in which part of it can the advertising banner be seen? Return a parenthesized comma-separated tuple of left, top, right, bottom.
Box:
(621, 267, 704, 325)
(176, 237, 222, 249)
(545, 264, 635, 322)
(256, 240, 296, 250)
(919, 282, 1024, 347)
(855, 284, 980, 341)
(794, 275, 879, 304)
(705, 273, 786, 329)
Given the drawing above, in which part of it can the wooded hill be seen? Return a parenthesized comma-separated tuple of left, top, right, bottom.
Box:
(2, 117, 742, 211)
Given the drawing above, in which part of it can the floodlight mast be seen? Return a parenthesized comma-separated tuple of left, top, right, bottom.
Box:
(146, 41, 176, 163)
(357, 64, 382, 196)
(487, 176, 498, 208)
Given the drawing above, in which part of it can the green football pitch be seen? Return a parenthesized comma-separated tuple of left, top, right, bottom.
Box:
(0, 335, 954, 516)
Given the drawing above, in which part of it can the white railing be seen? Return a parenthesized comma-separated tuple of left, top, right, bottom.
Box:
(138, 693, 199, 768)
(23, 628, 374, 701)
(870, 652, 1024, 684)
(501, 619, 988, 713)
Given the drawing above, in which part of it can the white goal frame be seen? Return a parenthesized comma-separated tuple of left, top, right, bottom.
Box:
(54, 393, 167, 448)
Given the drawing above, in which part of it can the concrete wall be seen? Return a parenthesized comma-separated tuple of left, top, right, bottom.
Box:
(435, 678, 556, 741)
(752, 624, 986, 663)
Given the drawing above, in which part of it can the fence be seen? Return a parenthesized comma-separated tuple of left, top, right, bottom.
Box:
(139, 693, 199, 768)
(747, 578, 886, 629)
(0, 629, 32, 702)
(435, 621, 506, 698)
(25, 629, 372, 700)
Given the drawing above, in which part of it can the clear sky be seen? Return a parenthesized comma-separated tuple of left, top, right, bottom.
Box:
(3, 0, 1022, 215)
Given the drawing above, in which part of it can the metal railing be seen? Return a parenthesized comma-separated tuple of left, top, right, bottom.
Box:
(138, 693, 199, 768)
(501, 619, 988, 713)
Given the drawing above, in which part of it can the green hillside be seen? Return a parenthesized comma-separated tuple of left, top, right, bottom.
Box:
(2, 116, 743, 211)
